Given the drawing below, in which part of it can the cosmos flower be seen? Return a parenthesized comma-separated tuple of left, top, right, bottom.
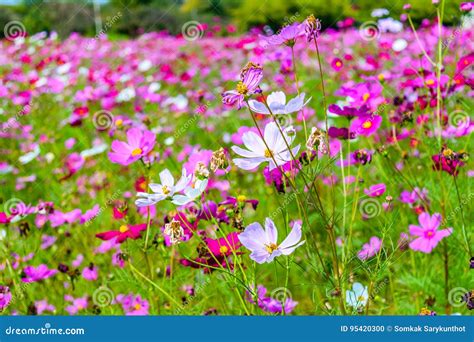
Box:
(248, 91, 310, 115)
(364, 183, 386, 197)
(350, 115, 382, 136)
(0, 286, 12, 311)
(135, 168, 192, 207)
(222, 63, 263, 109)
(260, 22, 305, 47)
(232, 122, 300, 171)
(96, 223, 147, 244)
(116, 293, 150, 315)
(346, 282, 369, 308)
(204, 232, 242, 258)
(171, 178, 208, 205)
(35, 299, 56, 315)
(108, 128, 156, 166)
(82, 264, 98, 281)
(357, 236, 382, 260)
(246, 285, 298, 314)
(22, 264, 58, 283)
(408, 213, 453, 253)
(65, 295, 88, 315)
(238, 218, 304, 264)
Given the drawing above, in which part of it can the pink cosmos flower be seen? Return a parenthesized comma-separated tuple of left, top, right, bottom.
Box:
(260, 22, 305, 47)
(35, 299, 55, 315)
(350, 115, 382, 136)
(65, 295, 88, 315)
(116, 293, 149, 315)
(96, 223, 147, 244)
(358, 236, 382, 260)
(82, 264, 98, 281)
(22, 264, 58, 283)
(238, 218, 305, 264)
(108, 128, 156, 165)
(222, 64, 263, 109)
(409, 213, 453, 253)
(364, 183, 386, 197)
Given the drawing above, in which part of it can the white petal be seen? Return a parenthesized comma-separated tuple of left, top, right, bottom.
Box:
(159, 169, 174, 187)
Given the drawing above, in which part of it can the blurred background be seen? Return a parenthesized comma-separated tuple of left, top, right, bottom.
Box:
(0, 0, 466, 39)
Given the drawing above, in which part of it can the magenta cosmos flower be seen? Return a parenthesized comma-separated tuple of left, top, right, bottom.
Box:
(0, 286, 12, 311)
(350, 114, 382, 136)
(108, 128, 156, 165)
(238, 218, 304, 264)
(358, 236, 382, 260)
(22, 264, 58, 283)
(364, 183, 386, 197)
(96, 223, 147, 243)
(409, 213, 453, 253)
(222, 63, 263, 109)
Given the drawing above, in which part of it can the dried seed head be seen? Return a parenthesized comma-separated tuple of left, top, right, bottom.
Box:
(164, 219, 184, 245)
(210, 148, 228, 172)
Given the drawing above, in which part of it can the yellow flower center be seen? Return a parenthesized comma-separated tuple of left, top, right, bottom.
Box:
(131, 148, 142, 156)
(134, 303, 141, 310)
(442, 148, 453, 157)
(115, 119, 123, 127)
(119, 225, 129, 233)
(265, 243, 278, 254)
(357, 295, 365, 302)
(162, 185, 170, 195)
(236, 81, 248, 95)
(264, 149, 273, 158)
(426, 231, 434, 238)
(237, 195, 247, 202)
(426, 79, 435, 86)
(336, 61, 342, 67)
(362, 93, 370, 102)
(378, 73, 385, 81)
(362, 121, 372, 129)
(219, 246, 229, 254)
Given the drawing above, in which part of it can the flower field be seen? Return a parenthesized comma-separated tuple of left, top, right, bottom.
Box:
(0, 8, 473, 316)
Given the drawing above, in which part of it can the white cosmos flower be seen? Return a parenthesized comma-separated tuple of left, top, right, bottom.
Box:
(346, 282, 369, 309)
(232, 121, 300, 171)
(135, 168, 192, 207)
(171, 178, 208, 205)
(248, 91, 310, 115)
(19, 145, 40, 165)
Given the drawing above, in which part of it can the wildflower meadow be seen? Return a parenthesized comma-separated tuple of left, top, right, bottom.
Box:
(0, 1, 473, 318)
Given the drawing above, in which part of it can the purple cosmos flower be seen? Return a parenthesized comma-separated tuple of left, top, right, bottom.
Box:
(22, 264, 58, 283)
(409, 213, 453, 253)
(40, 234, 57, 249)
(238, 218, 305, 264)
(116, 293, 149, 315)
(232, 122, 300, 171)
(260, 22, 305, 47)
(0, 286, 12, 311)
(328, 104, 370, 118)
(358, 236, 382, 260)
(460, 2, 472, 11)
(328, 127, 355, 140)
(364, 183, 386, 197)
(222, 63, 263, 109)
(246, 285, 298, 314)
(108, 127, 156, 166)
